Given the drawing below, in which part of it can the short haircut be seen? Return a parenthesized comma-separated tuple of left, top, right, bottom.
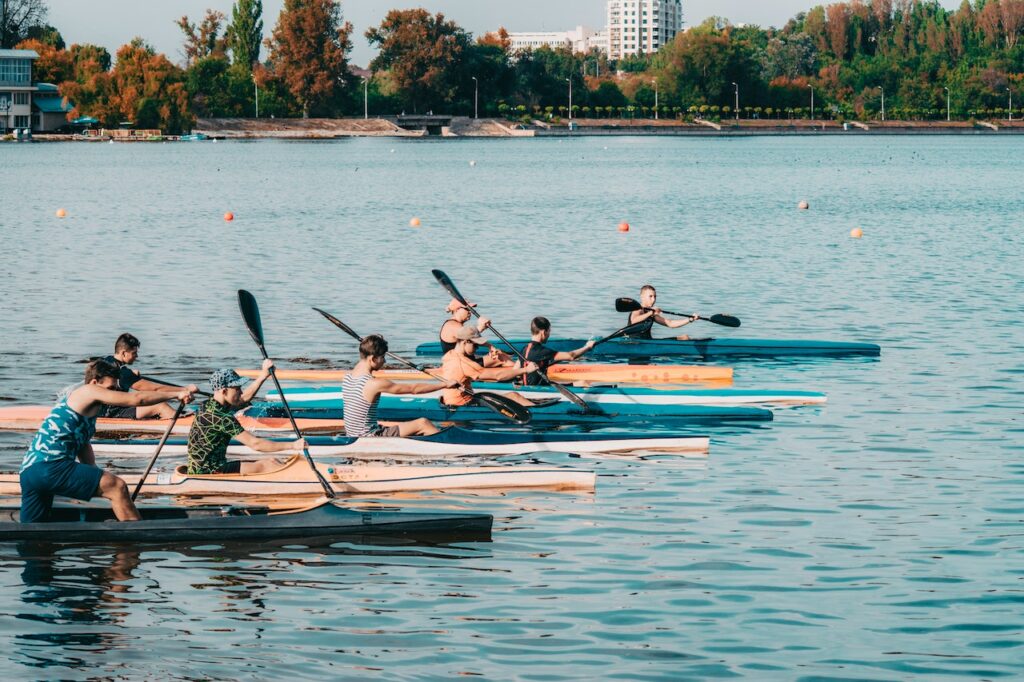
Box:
(115, 333, 140, 353)
(85, 358, 121, 384)
(531, 316, 551, 334)
(359, 334, 388, 359)
(640, 284, 656, 296)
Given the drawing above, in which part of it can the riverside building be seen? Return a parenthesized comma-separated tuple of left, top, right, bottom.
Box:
(607, 0, 683, 59)
(0, 49, 74, 133)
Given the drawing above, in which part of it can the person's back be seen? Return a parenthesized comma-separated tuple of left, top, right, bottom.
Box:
(342, 373, 385, 437)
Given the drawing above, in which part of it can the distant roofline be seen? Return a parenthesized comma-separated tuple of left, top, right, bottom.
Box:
(0, 49, 39, 59)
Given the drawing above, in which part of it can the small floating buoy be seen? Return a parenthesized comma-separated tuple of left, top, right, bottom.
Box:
(798, 200, 810, 210)
(390, 149, 395, 154)
(224, 212, 234, 222)
(850, 227, 863, 239)
(469, 160, 476, 167)
(410, 217, 421, 228)
(618, 222, 630, 233)
(55, 208, 66, 218)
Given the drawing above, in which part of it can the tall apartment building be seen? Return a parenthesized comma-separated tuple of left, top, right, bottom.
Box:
(607, 0, 683, 60)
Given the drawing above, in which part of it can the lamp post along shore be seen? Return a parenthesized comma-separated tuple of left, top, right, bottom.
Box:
(653, 79, 658, 119)
(809, 84, 814, 121)
(732, 82, 739, 121)
(253, 73, 259, 118)
(566, 78, 573, 120)
(472, 76, 478, 119)
(363, 77, 369, 119)
(944, 86, 950, 122)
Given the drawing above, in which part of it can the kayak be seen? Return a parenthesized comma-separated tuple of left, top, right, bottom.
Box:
(0, 405, 346, 436)
(415, 337, 882, 359)
(0, 455, 595, 496)
(251, 398, 772, 424)
(0, 499, 493, 543)
(268, 384, 826, 407)
(86, 426, 711, 458)
(236, 363, 734, 385)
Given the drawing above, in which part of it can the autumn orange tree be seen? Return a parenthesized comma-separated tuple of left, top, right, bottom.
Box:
(265, 0, 354, 118)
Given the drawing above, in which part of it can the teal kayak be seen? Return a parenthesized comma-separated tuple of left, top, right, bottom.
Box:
(415, 337, 881, 359)
(268, 384, 825, 407)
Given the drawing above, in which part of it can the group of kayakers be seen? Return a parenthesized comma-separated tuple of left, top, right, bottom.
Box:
(18, 285, 696, 523)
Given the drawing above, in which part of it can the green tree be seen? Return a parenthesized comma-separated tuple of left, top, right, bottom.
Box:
(228, 0, 263, 69)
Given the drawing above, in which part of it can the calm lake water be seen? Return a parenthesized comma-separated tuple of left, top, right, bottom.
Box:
(0, 136, 1022, 679)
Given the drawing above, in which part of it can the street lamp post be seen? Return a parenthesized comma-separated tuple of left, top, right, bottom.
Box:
(363, 77, 369, 119)
(732, 81, 739, 121)
(944, 86, 950, 122)
(253, 74, 259, 118)
(566, 78, 573, 120)
(809, 84, 814, 120)
(878, 86, 885, 121)
(1008, 87, 1013, 122)
(652, 79, 658, 119)
(472, 76, 478, 119)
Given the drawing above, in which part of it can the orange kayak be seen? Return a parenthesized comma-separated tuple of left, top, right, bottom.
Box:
(0, 405, 347, 436)
(237, 363, 733, 385)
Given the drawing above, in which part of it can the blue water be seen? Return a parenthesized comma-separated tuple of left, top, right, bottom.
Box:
(0, 136, 1021, 678)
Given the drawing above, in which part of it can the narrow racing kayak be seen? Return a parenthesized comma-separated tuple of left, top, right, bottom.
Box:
(0, 499, 493, 544)
(237, 363, 734, 385)
(269, 383, 826, 407)
(0, 405, 346, 436)
(86, 426, 711, 458)
(416, 337, 881, 359)
(250, 399, 772, 425)
(0, 455, 595, 496)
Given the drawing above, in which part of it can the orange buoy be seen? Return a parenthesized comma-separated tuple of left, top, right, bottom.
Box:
(410, 217, 421, 228)
(618, 222, 630, 233)
(850, 227, 863, 239)
(55, 208, 66, 218)
(224, 212, 234, 222)
(798, 200, 810, 210)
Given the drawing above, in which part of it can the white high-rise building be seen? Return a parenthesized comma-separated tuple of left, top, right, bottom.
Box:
(607, 0, 683, 60)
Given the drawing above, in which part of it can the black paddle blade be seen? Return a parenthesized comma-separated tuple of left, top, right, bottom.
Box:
(472, 392, 532, 425)
(615, 297, 642, 313)
(432, 269, 470, 307)
(313, 307, 362, 341)
(709, 314, 741, 328)
(238, 290, 266, 350)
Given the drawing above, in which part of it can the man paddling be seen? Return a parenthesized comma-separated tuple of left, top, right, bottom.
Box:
(20, 359, 197, 523)
(344, 335, 455, 437)
(441, 327, 538, 407)
(518, 317, 595, 386)
(186, 365, 305, 475)
(98, 333, 185, 420)
(439, 299, 513, 367)
(626, 285, 700, 340)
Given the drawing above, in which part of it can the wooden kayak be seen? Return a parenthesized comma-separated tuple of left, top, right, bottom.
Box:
(0, 455, 595, 496)
(0, 405, 347, 436)
(236, 363, 734, 384)
(0, 498, 493, 543)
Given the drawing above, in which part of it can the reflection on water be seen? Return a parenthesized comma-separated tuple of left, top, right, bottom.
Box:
(0, 136, 1022, 677)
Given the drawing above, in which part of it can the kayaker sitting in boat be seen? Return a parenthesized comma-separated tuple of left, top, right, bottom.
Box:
(96, 333, 188, 420)
(344, 334, 456, 437)
(186, 365, 305, 475)
(439, 299, 513, 367)
(441, 327, 538, 407)
(518, 317, 595, 386)
(20, 359, 198, 524)
(626, 285, 701, 340)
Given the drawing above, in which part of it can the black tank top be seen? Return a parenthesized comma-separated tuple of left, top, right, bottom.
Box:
(439, 322, 484, 364)
(626, 311, 654, 339)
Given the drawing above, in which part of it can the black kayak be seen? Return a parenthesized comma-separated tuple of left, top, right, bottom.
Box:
(0, 500, 493, 544)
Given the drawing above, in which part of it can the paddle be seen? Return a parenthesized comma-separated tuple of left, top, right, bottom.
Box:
(312, 307, 531, 425)
(130, 400, 186, 502)
(238, 290, 335, 499)
(139, 374, 211, 397)
(431, 269, 598, 413)
(615, 298, 741, 328)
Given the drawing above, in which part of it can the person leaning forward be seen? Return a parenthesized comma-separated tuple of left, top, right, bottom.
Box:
(19, 359, 198, 524)
(440, 326, 538, 408)
(186, 363, 305, 476)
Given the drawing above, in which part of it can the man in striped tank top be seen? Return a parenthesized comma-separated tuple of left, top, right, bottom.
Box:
(343, 335, 453, 437)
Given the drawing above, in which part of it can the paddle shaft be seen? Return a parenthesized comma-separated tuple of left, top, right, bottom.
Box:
(130, 400, 186, 501)
(139, 375, 211, 397)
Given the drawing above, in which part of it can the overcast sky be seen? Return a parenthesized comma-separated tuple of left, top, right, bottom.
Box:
(47, 0, 959, 67)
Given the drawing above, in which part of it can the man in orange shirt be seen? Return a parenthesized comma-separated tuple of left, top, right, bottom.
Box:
(441, 327, 538, 407)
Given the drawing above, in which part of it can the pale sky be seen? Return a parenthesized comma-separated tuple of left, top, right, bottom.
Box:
(47, 0, 960, 67)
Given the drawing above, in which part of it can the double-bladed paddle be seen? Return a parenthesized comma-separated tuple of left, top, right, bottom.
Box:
(432, 269, 599, 414)
(139, 374, 211, 397)
(312, 307, 532, 425)
(130, 399, 187, 502)
(615, 298, 741, 328)
(239, 290, 335, 499)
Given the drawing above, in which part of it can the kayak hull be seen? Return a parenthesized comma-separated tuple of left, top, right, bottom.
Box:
(87, 426, 711, 458)
(0, 500, 493, 543)
(0, 455, 595, 495)
(237, 363, 734, 385)
(416, 337, 881, 359)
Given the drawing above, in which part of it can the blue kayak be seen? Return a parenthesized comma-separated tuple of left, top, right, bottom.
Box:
(415, 337, 881, 359)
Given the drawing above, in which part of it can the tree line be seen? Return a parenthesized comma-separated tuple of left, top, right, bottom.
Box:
(8, 0, 1024, 133)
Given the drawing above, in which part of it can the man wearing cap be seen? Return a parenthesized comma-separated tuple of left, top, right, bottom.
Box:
(186, 360, 306, 475)
(439, 300, 514, 366)
(440, 327, 539, 407)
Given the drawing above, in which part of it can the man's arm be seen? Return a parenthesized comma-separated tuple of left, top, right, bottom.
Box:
(478, 363, 537, 383)
(553, 340, 596, 363)
(656, 313, 700, 329)
(236, 430, 306, 453)
(70, 385, 195, 413)
(372, 378, 448, 397)
(242, 359, 275, 404)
